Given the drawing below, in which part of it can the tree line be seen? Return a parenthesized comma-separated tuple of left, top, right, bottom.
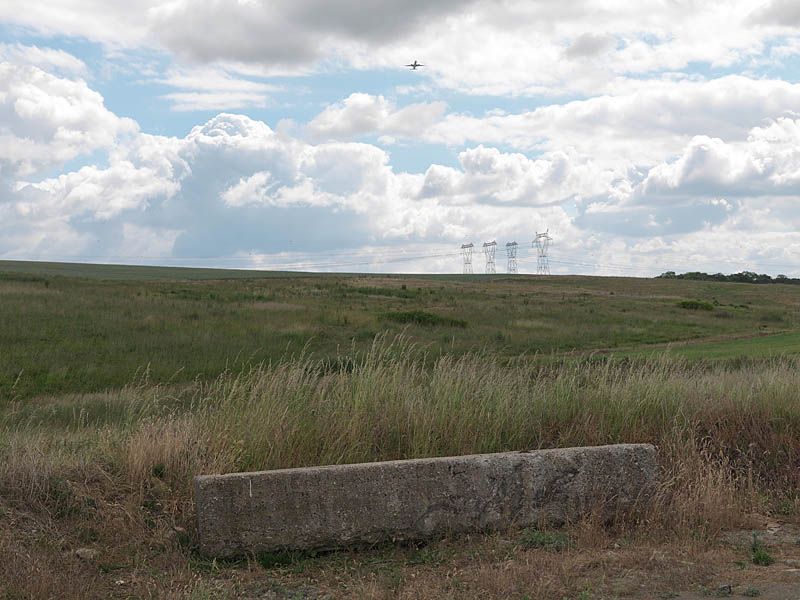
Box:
(656, 271, 799, 285)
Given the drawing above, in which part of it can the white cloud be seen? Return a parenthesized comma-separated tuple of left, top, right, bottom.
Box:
(6, 106, 800, 273)
(4, 0, 799, 96)
(162, 91, 270, 112)
(0, 43, 87, 75)
(0, 59, 137, 176)
(158, 67, 281, 111)
(3, 53, 800, 276)
(418, 145, 615, 207)
(24, 160, 179, 220)
(0, 0, 156, 46)
(304, 77, 800, 176)
(306, 93, 447, 142)
(431, 76, 800, 163)
(638, 118, 800, 200)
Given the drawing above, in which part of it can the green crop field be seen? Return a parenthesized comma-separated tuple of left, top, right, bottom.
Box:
(4, 259, 800, 599)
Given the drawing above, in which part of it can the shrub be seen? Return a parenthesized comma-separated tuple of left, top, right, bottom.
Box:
(380, 310, 467, 328)
(677, 300, 714, 311)
(751, 533, 774, 566)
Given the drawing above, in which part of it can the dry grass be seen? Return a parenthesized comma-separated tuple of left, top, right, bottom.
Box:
(2, 336, 800, 598)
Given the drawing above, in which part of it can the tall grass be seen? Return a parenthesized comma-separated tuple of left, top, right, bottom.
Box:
(3, 335, 800, 533)
(5, 335, 800, 597)
(182, 337, 800, 484)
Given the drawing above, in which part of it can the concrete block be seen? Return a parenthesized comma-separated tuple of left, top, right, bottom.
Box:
(195, 443, 656, 557)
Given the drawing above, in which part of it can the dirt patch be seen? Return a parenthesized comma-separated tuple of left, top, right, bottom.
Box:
(6, 500, 800, 600)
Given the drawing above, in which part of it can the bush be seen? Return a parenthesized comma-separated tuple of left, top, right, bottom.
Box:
(381, 310, 467, 328)
(751, 534, 774, 566)
(677, 300, 714, 311)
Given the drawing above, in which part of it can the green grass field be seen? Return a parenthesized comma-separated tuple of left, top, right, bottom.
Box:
(3, 260, 800, 400)
(4, 260, 800, 598)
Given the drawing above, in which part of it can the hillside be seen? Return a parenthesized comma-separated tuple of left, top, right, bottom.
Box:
(3, 260, 800, 400)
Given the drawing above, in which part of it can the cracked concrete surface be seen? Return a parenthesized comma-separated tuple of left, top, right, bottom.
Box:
(194, 443, 657, 557)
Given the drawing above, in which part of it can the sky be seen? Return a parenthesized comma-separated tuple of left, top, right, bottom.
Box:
(1, 1, 800, 276)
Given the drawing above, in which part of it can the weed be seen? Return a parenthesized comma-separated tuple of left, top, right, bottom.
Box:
(380, 310, 467, 328)
(678, 300, 714, 311)
(697, 585, 728, 597)
(407, 546, 443, 565)
(519, 529, 572, 551)
(751, 533, 774, 566)
(256, 549, 320, 569)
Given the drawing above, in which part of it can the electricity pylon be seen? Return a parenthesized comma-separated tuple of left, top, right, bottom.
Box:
(533, 231, 552, 275)
(506, 241, 518, 274)
(461, 243, 474, 274)
(483, 241, 497, 274)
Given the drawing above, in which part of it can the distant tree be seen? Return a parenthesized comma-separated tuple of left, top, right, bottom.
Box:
(654, 270, 800, 285)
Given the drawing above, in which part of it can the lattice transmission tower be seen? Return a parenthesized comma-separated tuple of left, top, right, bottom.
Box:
(506, 241, 518, 274)
(533, 230, 552, 275)
(483, 241, 497, 274)
(460, 243, 474, 274)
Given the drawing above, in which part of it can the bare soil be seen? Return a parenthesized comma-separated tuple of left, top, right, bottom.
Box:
(5, 498, 800, 599)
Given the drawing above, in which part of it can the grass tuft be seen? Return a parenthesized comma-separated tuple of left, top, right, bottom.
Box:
(519, 529, 572, 551)
(751, 533, 775, 566)
(677, 299, 714, 311)
(380, 310, 467, 328)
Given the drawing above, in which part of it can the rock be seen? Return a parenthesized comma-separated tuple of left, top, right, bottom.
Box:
(75, 547, 98, 561)
(715, 584, 733, 596)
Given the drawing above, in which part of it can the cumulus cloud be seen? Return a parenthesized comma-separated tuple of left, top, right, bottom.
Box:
(418, 146, 615, 207)
(0, 60, 137, 176)
(2, 105, 588, 264)
(638, 119, 800, 199)
(23, 160, 179, 220)
(4, 50, 800, 276)
(304, 77, 800, 175)
(306, 93, 446, 142)
(574, 118, 800, 238)
(6, 104, 800, 272)
(429, 76, 800, 162)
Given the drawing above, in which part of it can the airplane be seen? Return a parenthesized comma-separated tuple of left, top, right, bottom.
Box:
(405, 60, 424, 70)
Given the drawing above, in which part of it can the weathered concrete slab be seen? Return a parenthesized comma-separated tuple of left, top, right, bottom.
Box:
(195, 443, 656, 557)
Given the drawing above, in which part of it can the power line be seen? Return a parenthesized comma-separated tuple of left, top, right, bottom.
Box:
(4, 241, 798, 277)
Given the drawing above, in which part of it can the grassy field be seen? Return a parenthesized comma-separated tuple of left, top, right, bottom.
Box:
(3, 260, 800, 400)
(3, 260, 800, 599)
